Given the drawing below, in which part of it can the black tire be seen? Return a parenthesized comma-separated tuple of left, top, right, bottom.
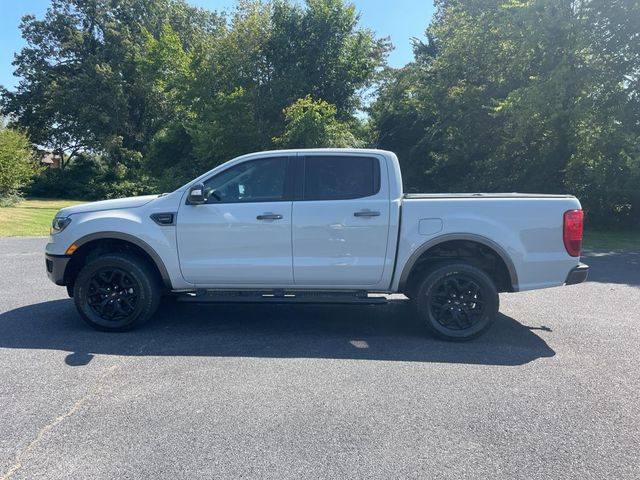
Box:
(415, 262, 499, 341)
(73, 253, 161, 332)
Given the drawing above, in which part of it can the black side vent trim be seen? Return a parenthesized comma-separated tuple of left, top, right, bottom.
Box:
(150, 212, 176, 226)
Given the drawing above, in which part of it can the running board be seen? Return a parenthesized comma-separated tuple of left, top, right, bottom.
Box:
(176, 290, 388, 305)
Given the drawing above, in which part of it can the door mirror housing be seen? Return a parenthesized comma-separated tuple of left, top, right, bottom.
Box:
(187, 184, 206, 205)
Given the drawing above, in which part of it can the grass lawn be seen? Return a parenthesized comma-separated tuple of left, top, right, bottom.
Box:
(0, 198, 85, 237)
(583, 229, 640, 251)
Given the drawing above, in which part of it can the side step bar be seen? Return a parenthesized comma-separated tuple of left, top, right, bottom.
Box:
(176, 290, 388, 305)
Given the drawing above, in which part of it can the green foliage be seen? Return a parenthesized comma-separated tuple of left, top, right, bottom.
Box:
(28, 153, 153, 201)
(0, 0, 222, 177)
(2, 0, 638, 229)
(566, 117, 640, 228)
(160, 0, 388, 189)
(29, 154, 104, 199)
(2, 0, 386, 195)
(0, 192, 24, 208)
(274, 96, 363, 148)
(371, 0, 640, 227)
(369, 64, 433, 192)
(0, 126, 39, 199)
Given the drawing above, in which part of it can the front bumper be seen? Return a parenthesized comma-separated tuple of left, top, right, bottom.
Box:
(45, 253, 71, 286)
(565, 263, 589, 285)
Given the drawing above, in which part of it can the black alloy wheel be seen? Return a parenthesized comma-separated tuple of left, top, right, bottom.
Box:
(428, 274, 486, 331)
(73, 253, 161, 331)
(415, 262, 499, 341)
(87, 268, 139, 321)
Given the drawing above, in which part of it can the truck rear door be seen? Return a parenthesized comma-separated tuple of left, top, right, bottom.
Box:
(291, 154, 391, 286)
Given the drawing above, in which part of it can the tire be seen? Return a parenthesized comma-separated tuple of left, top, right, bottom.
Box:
(414, 262, 499, 341)
(73, 253, 161, 332)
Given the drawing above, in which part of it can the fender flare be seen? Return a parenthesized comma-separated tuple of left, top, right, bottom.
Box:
(396, 233, 519, 292)
(71, 231, 172, 288)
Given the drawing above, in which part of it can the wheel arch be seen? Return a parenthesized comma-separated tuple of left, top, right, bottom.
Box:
(397, 233, 519, 294)
(63, 232, 172, 290)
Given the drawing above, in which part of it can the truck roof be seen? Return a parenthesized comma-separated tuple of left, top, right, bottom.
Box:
(233, 148, 394, 158)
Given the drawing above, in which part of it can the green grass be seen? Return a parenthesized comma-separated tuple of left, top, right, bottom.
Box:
(0, 198, 85, 237)
(583, 229, 640, 251)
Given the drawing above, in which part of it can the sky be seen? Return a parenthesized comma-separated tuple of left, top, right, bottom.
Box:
(0, 0, 435, 90)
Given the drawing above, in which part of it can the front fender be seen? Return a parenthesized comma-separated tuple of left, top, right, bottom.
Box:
(46, 208, 192, 290)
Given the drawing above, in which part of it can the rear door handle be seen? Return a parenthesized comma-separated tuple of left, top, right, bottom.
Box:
(354, 210, 381, 217)
(257, 213, 283, 220)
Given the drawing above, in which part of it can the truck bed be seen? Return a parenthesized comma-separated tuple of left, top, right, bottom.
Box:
(397, 193, 582, 292)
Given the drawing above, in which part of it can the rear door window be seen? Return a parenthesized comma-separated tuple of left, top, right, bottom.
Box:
(303, 156, 380, 201)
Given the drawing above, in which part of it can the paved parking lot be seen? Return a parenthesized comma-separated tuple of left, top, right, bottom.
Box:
(1, 237, 639, 479)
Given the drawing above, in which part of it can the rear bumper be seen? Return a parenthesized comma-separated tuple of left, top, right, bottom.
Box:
(565, 263, 589, 285)
(45, 253, 70, 286)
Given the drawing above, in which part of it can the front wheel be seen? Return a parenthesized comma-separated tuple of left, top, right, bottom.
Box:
(415, 262, 499, 341)
(73, 253, 161, 331)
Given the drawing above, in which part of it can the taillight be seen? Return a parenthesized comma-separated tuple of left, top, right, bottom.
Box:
(563, 209, 584, 257)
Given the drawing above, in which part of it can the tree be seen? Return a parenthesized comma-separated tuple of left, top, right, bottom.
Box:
(263, 0, 390, 120)
(0, 126, 38, 200)
(564, 0, 640, 227)
(0, 0, 220, 175)
(274, 96, 362, 148)
(368, 62, 436, 192)
(1, 0, 387, 195)
(371, 0, 640, 227)
(147, 0, 388, 189)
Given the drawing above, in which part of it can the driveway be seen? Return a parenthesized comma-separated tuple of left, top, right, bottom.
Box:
(1, 237, 639, 479)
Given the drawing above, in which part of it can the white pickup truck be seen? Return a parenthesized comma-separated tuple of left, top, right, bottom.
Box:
(45, 149, 588, 340)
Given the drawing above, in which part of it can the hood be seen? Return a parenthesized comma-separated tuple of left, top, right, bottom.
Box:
(58, 195, 159, 216)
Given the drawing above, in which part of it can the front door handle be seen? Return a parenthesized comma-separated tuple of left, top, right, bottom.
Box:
(354, 210, 381, 217)
(257, 213, 283, 220)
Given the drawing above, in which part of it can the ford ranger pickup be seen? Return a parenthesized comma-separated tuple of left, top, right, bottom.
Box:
(45, 149, 589, 340)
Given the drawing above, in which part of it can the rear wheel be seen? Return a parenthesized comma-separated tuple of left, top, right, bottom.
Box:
(415, 262, 498, 341)
(73, 253, 161, 331)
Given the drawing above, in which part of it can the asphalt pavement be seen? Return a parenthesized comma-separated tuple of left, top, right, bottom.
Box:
(0, 237, 639, 479)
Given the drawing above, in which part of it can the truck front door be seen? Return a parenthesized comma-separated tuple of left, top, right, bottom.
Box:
(177, 156, 294, 286)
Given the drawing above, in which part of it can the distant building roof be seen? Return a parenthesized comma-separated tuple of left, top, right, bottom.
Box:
(41, 153, 57, 164)
(38, 151, 62, 168)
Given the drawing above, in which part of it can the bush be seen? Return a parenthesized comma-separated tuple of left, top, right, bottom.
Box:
(565, 120, 640, 229)
(28, 154, 104, 199)
(0, 126, 39, 198)
(0, 191, 23, 207)
(28, 153, 157, 201)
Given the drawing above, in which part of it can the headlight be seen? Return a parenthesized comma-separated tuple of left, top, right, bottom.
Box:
(51, 216, 71, 234)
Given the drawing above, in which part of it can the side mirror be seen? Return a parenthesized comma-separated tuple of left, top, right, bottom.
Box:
(187, 183, 206, 205)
